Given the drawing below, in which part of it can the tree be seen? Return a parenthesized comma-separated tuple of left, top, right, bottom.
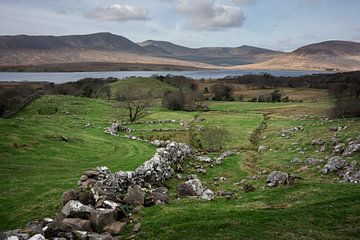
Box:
(190, 126, 230, 152)
(212, 84, 233, 101)
(116, 83, 153, 122)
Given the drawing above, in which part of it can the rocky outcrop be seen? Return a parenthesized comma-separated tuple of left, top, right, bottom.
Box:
(342, 137, 360, 156)
(320, 156, 349, 174)
(266, 171, 298, 187)
(176, 177, 214, 201)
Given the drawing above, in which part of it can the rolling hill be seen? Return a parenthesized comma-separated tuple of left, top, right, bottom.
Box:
(231, 40, 360, 71)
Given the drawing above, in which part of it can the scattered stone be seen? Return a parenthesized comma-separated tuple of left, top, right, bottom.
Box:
(304, 157, 323, 165)
(320, 156, 349, 174)
(343, 138, 360, 156)
(73, 231, 87, 240)
(217, 191, 236, 199)
(61, 190, 77, 206)
(150, 187, 169, 204)
(239, 180, 256, 193)
(186, 174, 198, 180)
(258, 145, 266, 153)
(60, 135, 69, 142)
(333, 143, 345, 154)
(298, 166, 309, 172)
(291, 158, 302, 164)
(103, 222, 127, 236)
(87, 233, 113, 240)
(132, 223, 141, 232)
(0, 230, 30, 240)
(196, 156, 212, 163)
(339, 164, 360, 183)
(201, 189, 215, 200)
(213, 176, 227, 182)
(196, 168, 207, 174)
(280, 126, 304, 137)
(124, 185, 144, 207)
(62, 218, 92, 232)
(330, 126, 347, 131)
(312, 138, 325, 146)
(176, 174, 183, 179)
(61, 200, 94, 219)
(266, 171, 297, 187)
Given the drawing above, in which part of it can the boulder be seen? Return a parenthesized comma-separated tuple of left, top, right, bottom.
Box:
(103, 222, 127, 236)
(291, 158, 302, 164)
(239, 180, 256, 193)
(150, 187, 169, 204)
(334, 143, 345, 154)
(339, 165, 360, 183)
(184, 179, 204, 196)
(304, 157, 323, 165)
(176, 183, 197, 198)
(201, 189, 215, 201)
(61, 190, 78, 206)
(61, 200, 94, 219)
(89, 209, 117, 232)
(320, 156, 349, 174)
(62, 218, 92, 232)
(124, 185, 144, 207)
(73, 231, 87, 240)
(267, 171, 296, 187)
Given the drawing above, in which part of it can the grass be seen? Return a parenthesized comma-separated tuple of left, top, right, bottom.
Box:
(0, 95, 155, 231)
(110, 77, 178, 99)
(0, 89, 360, 239)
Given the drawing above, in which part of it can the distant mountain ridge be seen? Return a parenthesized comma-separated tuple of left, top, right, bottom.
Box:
(0, 32, 359, 71)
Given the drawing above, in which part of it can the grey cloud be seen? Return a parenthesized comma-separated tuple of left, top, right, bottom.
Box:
(83, 4, 150, 22)
(176, 0, 246, 31)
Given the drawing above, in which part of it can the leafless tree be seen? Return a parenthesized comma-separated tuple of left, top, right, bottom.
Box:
(115, 82, 154, 122)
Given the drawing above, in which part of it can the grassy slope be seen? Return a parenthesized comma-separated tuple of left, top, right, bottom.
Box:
(128, 101, 360, 239)
(1, 92, 359, 239)
(0, 95, 155, 231)
(110, 77, 178, 99)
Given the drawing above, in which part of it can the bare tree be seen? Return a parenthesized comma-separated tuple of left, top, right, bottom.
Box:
(116, 82, 154, 122)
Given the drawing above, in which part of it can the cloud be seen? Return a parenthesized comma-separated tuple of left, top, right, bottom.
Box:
(84, 4, 150, 22)
(232, 0, 256, 6)
(176, 0, 246, 31)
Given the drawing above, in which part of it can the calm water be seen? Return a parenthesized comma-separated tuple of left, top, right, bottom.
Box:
(0, 69, 330, 84)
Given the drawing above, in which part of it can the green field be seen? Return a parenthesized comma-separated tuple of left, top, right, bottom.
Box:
(0, 88, 359, 239)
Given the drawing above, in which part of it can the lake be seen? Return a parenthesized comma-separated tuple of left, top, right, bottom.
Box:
(0, 69, 331, 84)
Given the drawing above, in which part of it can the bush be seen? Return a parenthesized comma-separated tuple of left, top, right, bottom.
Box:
(212, 84, 234, 101)
(190, 126, 230, 152)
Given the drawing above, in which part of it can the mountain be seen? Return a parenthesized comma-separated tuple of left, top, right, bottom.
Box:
(0, 33, 216, 70)
(1, 33, 359, 71)
(138, 40, 282, 66)
(231, 40, 360, 71)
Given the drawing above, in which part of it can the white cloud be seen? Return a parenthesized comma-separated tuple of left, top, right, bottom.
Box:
(176, 0, 246, 31)
(232, 0, 256, 6)
(83, 4, 150, 22)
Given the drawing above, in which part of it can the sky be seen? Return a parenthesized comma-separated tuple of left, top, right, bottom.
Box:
(0, 0, 359, 51)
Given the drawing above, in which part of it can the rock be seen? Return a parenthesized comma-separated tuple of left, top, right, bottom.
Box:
(201, 189, 215, 200)
(28, 234, 45, 240)
(258, 145, 266, 153)
(320, 156, 349, 174)
(176, 183, 197, 198)
(61, 190, 78, 206)
(60, 135, 69, 142)
(239, 180, 256, 193)
(196, 168, 207, 174)
(304, 157, 323, 165)
(73, 231, 88, 240)
(176, 174, 183, 179)
(186, 174, 198, 180)
(343, 139, 360, 156)
(61, 200, 94, 219)
(0, 230, 30, 240)
(217, 191, 236, 199)
(213, 176, 227, 182)
(266, 171, 296, 187)
(150, 187, 169, 204)
(312, 139, 325, 145)
(89, 209, 117, 232)
(132, 223, 141, 232)
(22, 220, 47, 236)
(184, 179, 204, 196)
(334, 143, 345, 154)
(124, 185, 144, 207)
(291, 158, 302, 164)
(196, 156, 212, 163)
(87, 233, 113, 240)
(298, 166, 309, 172)
(339, 165, 360, 183)
(103, 222, 127, 236)
(77, 190, 95, 206)
(62, 218, 92, 232)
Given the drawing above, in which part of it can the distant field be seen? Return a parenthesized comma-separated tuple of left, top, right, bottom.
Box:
(0, 88, 359, 239)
